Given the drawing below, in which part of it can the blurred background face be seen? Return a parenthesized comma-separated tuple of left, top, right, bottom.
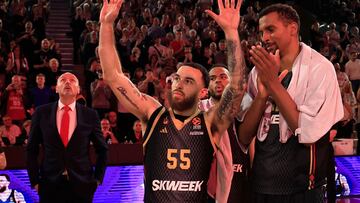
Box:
(12, 76, 21, 88)
(208, 67, 230, 100)
(2, 116, 12, 127)
(133, 121, 142, 133)
(101, 119, 110, 131)
(36, 75, 45, 86)
(49, 58, 59, 72)
(108, 112, 117, 124)
(41, 39, 50, 50)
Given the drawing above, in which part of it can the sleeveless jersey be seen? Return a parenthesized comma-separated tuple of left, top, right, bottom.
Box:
(253, 71, 330, 195)
(143, 107, 215, 203)
(227, 121, 251, 203)
(0, 190, 16, 203)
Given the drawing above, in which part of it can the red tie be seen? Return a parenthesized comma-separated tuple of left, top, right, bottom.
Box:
(60, 105, 71, 147)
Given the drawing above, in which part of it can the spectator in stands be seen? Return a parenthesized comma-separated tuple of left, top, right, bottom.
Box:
(79, 20, 94, 61)
(169, 30, 187, 60)
(132, 120, 143, 144)
(71, 6, 86, 64)
(337, 79, 357, 138)
(32, 0, 47, 40)
(0, 115, 21, 146)
(29, 73, 54, 107)
(9, 0, 26, 36)
(82, 30, 99, 67)
(138, 7, 152, 26)
(159, 48, 176, 75)
(340, 23, 350, 49)
(5, 45, 29, 77)
(46, 58, 62, 89)
(172, 14, 189, 35)
(100, 118, 118, 144)
(214, 39, 227, 65)
(147, 17, 166, 41)
(17, 119, 31, 146)
(131, 67, 145, 86)
(0, 174, 25, 202)
(326, 22, 341, 51)
(138, 68, 161, 97)
(33, 38, 60, 74)
(0, 19, 12, 53)
(345, 49, 360, 94)
(148, 37, 167, 63)
(160, 13, 173, 33)
(0, 75, 30, 124)
(90, 69, 112, 118)
(105, 111, 121, 142)
(16, 21, 37, 68)
(183, 46, 193, 63)
(125, 47, 144, 76)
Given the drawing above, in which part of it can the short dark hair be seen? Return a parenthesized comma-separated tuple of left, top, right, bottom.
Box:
(0, 174, 10, 181)
(259, 4, 300, 31)
(177, 62, 209, 88)
(210, 64, 228, 70)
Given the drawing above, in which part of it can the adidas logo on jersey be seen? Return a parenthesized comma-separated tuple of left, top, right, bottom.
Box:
(160, 127, 168, 134)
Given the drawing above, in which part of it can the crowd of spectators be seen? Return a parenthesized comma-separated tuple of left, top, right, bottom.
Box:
(0, 0, 359, 150)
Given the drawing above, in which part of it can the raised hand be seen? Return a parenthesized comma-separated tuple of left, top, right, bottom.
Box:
(100, 0, 123, 24)
(205, 0, 242, 33)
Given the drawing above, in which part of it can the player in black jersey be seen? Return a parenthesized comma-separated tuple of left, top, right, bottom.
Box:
(199, 65, 252, 203)
(238, 3, 344, 203)
(99, 0, 247, 202)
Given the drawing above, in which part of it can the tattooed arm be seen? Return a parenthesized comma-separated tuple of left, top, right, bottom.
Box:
(98, 0, 160, 121)
(206, 0, 246, 141)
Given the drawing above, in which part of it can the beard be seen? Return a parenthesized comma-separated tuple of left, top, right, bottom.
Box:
(167, 90, 197, 112)
(208, 89, 222, 101)
(0, 186, 6, 193)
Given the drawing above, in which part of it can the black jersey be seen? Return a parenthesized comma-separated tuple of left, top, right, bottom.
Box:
(227, 121, 251, 203)
(252, 72, 329, 195)
(143, 107, 215, 203)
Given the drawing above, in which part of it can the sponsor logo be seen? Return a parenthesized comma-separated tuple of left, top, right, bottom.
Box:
(160, 127, 168, 134)
(189, 131, 204, 136)
(233, 164, 243, 173)
(152, 180, 203, 191)
(270, 114, 280, 124)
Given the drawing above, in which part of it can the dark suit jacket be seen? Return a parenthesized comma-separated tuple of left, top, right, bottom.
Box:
(26, 102, 108, 191)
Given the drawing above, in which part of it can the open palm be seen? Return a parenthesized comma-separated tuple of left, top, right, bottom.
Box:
(205, 0, 242, 32)
(100, 0, 123, 24)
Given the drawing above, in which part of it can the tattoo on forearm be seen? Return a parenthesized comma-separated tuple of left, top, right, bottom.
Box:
(227, 40, 237, 72)
(218, 87, 242, 119)
(226, 39, 246, 91)
(116, 87, 140, 109)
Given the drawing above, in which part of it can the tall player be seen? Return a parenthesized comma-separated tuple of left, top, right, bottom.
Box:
(99, 0, 246, 202)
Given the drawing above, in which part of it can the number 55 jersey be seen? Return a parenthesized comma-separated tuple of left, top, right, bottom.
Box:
(143, 107, 215, 203)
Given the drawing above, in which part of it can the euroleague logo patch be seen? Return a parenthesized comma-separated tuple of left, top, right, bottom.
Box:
(192, 117, 202, 131)
(192, 117, 201, 126)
